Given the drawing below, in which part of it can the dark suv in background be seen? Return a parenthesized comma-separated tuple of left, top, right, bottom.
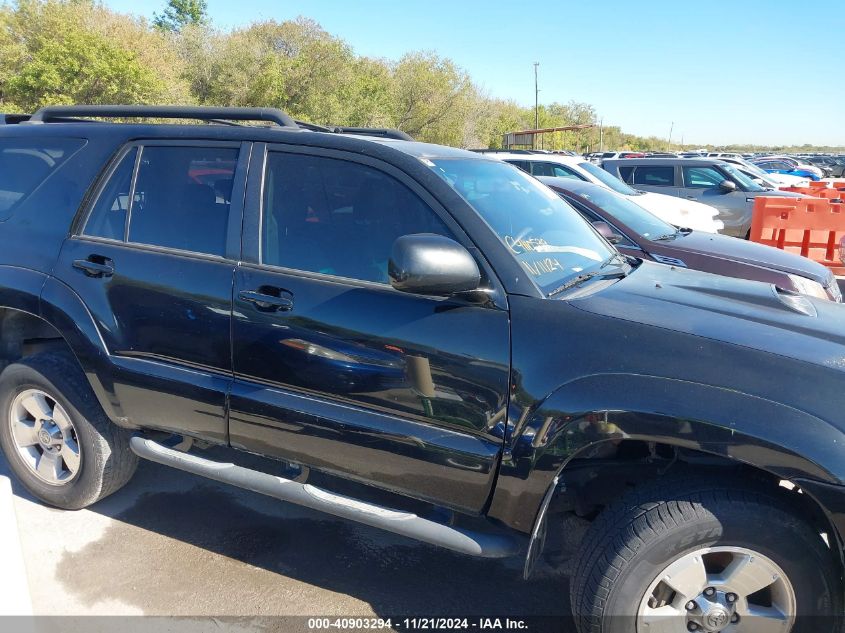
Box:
(602, 157, 805, 238)
(0, 106, 843, 632)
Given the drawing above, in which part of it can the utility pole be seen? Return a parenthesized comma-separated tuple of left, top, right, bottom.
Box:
(599, 117, 604, 152)
(533, 62, 539, 149)
(668, 121, 674, 151)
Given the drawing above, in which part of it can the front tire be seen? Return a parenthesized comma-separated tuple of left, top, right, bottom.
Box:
(0, 353, 137, 509)
(570, 475, 842, 633)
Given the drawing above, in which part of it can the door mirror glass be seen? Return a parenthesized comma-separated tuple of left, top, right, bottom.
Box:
(389, 234, 480, 296)
(719, 179, 738, 193)
(592, 221, 623, 244)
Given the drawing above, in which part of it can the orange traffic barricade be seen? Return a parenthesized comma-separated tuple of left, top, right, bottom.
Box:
(781, 185, 845, 199)
(750, 197, 845, 275)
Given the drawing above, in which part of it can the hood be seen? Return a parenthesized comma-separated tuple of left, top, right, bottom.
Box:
(638, 191, 721, 217)
(751, 189, 806, 199)
(771, 173, 809, 186)
(635, 192, 723, 232)
(664, 231, 832, 283)
(569, 261, 845, 369)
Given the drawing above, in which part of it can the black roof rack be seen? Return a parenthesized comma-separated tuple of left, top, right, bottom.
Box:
(469, 149, 539, 154)
(294, 119, 335, 133)
(27, 105, 299, 128)
(332, 127, 413, 141)
(19, 106, 416, 141)
(294, 120, 413, 141)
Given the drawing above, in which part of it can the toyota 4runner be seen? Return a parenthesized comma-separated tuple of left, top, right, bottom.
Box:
(0, 106, 844, 632)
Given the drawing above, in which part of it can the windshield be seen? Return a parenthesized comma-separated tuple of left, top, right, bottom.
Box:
(577, 161, 639, 195)
(739, 161, 770, 178)
(738, 167, 775, 187)
(566, 186, 675, 239)
(721, 163, 765, 192)
(428, 158, 616, 293)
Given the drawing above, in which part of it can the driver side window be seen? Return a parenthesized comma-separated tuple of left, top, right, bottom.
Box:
(683, 166, 725, 189)
(261, 152, 453, 284)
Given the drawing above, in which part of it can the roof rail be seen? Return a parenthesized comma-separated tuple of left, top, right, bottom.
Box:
(1, 114, 31, 125)
(469, 149, 536, 154)
(294, 119, 335, 133)
(28, 105, 299, 128)
(333, 127, 413, 141)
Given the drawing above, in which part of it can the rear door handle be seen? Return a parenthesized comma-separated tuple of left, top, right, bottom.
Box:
(239, 289, 293, 312)
(73, 257, 114, 278)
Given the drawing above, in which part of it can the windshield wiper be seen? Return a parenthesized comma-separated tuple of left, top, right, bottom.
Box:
(547, 254, 628, 298)
(654, 230, 681, 241)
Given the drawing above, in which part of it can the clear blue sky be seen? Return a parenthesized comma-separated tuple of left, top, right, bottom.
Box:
(103, 0, 845, 146)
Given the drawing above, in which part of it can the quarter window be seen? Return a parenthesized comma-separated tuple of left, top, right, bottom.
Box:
(84, 148, 137, 241)
(0, 138, 85, 216)
(529, 162, 583, 180)
(262, 152, 453, 284)
(504, 160, 530, 173)
(618, 165, 635, 183)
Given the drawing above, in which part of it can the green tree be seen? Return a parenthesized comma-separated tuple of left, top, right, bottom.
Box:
(153, 0, 208, 32)
(6, 30, 166, 109)
(0, 0, 190, 111)
(389, 52, 474, 145)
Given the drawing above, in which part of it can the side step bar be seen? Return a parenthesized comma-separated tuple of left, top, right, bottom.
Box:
(129, 437, 520, 559)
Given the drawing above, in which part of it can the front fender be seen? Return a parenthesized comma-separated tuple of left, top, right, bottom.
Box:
(488, 373, 844, 533)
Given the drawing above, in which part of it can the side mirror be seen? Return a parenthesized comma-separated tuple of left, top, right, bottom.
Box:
(719, 179, 738, 193)
(389, 234, 481, 296)
(592, 220, 623, 244)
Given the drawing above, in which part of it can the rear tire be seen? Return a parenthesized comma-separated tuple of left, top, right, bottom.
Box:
(0, 353, 137, 509)
(570, 475, 842, 633)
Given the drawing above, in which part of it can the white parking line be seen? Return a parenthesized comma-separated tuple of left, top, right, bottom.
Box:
(0, 475, 32, 616)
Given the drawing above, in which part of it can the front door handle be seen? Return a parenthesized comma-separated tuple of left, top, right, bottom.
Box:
(239, 289, 293, 312)
(73, 257, 114, 278)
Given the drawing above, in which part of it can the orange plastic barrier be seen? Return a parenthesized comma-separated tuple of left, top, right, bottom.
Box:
(781, 186, 844, 199)
(750, 196, 845, 275)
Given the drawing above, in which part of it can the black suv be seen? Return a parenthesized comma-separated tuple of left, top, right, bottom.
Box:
(1, 106, 844, 631)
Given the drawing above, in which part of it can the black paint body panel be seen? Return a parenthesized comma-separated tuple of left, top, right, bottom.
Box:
(229, 264, 510, 513)
(0, 122, 844, 547)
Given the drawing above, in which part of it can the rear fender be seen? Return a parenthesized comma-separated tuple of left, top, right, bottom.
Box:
(38, 275, 123, 422)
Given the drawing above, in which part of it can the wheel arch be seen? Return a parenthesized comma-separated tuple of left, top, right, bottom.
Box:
(490, 373, 845, 536)
(0, 269, 123, 425)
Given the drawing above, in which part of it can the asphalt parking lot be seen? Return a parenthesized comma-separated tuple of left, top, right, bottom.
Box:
(0, 447, 573, 632)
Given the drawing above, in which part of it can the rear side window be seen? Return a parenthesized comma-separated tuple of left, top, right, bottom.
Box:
(84, 144, 238, 256)
(0, 138, 85, 215)
(632, 165, 674, 186)
(129, 146, 237, 256)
